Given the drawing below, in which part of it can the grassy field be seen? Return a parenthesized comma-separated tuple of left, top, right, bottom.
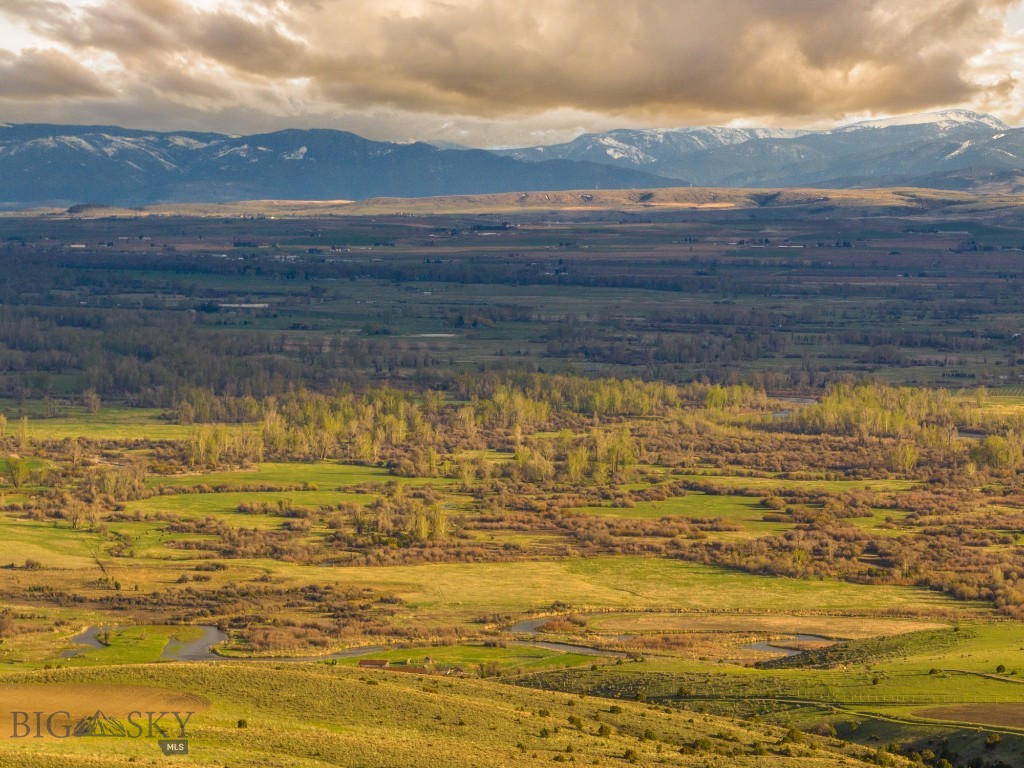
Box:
(584, 612, 948, 641)
(283, 557, 990, 621)
(677, 473, 918, 494)
(0, 663, 898, 767)
(336, 643, 596, 674)
(520, 621, 1024, 729)
(128, 490, 370, 520)
(575, 493, 794, 537)
(10, 405, 193, 441)
(150, 462, 450, 489)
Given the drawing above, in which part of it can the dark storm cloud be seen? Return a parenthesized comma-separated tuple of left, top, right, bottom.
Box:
(303, 0, 1010, 117)
(0, 0, 1017, 138)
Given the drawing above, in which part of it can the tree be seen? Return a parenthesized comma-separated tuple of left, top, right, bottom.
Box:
(889, 442, 919, 473)
(428, 506, 448, 541)
(82, 389, 101, 414)
(971, 435, 1020, 470)
(566, 445, 590, 484)
(16, 417, 28, 452)
(408, 509, 430, 542)
(5, 456, 30, 489)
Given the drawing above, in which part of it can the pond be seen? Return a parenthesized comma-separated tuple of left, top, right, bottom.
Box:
(742, 634, 836, 657)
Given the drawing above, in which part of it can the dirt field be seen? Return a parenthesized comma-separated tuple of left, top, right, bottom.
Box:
(913, 704, 1024, 729)
(587, 612, 947, 640)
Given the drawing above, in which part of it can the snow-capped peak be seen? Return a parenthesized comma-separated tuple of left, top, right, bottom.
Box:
(167, 136, 210, 150)
(832, 110, 1008, 133)
(674, 126, 808, 141)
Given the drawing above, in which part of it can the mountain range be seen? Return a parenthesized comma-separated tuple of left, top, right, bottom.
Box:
(0, 124, 680, 208)
(0, 110, 1021, 207)
(496, 110, 1022, 190)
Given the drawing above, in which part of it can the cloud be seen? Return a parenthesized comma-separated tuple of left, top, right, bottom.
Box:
(0, 0, 1019, 142)
(967, 22, 1024, 125)
(302, 0, 1013, 118)
(0, 47, 113, 100)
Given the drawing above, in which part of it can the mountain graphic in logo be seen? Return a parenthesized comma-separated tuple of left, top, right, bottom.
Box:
(73, 710, 130, 737)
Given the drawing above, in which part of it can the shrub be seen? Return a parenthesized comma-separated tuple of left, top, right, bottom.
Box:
(781, 727, 804, 745)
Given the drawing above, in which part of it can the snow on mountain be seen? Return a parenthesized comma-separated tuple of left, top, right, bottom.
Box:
(945, 140, 973, 160)
(499, 125, 812, 169)
(167, 136, 211, 150)
(0, 123, 680, 205)
(95, 134, 180, 170)
(673, 126, 807, 143)
(0, 112, 1022, 206)
(214, 144, 251, 159)
(491, 109, 1024, 190)
(598, 136, 657, 163)
(831, 110, 1008, 133)
(56, 136, 100, 154)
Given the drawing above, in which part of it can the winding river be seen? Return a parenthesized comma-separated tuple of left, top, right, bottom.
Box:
(65, 618, 623, 664)
(66, 619, 832, 663)
(64, 625, 387, 663)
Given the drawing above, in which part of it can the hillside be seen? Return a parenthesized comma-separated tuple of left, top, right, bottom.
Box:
(32, 185, 1020, 219)
(0, 664, 900, 767)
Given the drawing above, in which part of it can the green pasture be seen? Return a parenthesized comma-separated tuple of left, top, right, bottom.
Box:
(0, 518, 108, 569)
(128, 490, 369, 522)
(525, 622, 1024, 726)
(583, 611, 946, 641)
(679, 473, 917, 494)
(152, 461, 452, 489)
(575, 492, 793, 537)
(10, 405, 194, 441)
(339, 643, 594, 674)
(279, 557, 992, 622)
(513, 624, 1024, 757)
(847, 508, 912, 536)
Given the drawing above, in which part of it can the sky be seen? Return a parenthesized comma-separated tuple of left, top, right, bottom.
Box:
(0, 0, 1023, 147)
